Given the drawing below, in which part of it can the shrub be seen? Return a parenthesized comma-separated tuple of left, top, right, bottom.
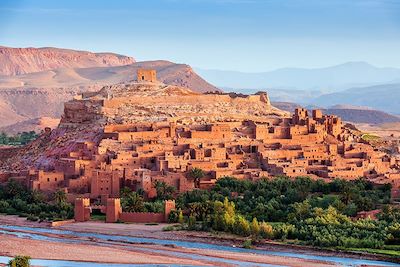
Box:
(242, 239, 252, 249)
(178, 210, 184, 224)
(188, 215, 196, 230)
(168, 209, 179, 223)
(0, 200, 10, 212)
(233, 215, 251, 236)
(273, 223, 295, 240)
(260, 222, 274, 239)
(8, 255, 31, 267)
(27, 215, 39, 222)
(144, 201, 163, 213)
(250, 218, 260, 236)
(162, 225, 175, 231)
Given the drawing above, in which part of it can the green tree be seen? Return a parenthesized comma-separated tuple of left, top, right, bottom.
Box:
(121, 190, 144, 212)
(223, 198, 236, 229)
(250, 217, 260, 236)
(143, 201, 163, 213)
(188, 168, 204, 188)
(54, 189, 67, 205)
(8, 255, 31, 267)
(4, 179, 28, 199)
(0, 132, 7, 145)
(154, 181, 176, 200)
(260, 222, 274, 239)
(29, 190, 45, 204)
(233, 215, 251, 236)
(0, 200, 10, 212)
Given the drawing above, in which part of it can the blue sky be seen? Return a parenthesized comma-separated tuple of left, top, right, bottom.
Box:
(0, 0, 400, 71)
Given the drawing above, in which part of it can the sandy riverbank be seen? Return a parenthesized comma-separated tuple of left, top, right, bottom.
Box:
(0, 215, 397, 267)
(57, 219, 400, 263)
(0, 234, 210, 266)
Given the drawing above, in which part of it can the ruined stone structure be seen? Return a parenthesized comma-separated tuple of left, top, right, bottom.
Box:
(1, 77, 400, 213)
(137, 69, 157, 83)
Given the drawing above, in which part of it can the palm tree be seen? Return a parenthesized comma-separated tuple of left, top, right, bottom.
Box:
(122, 192, 144, 212)
(188, 168, 204, 188)
(30, 189, 45, 204)
(54, 189, 67, 205)
(154, 181, 176, 200)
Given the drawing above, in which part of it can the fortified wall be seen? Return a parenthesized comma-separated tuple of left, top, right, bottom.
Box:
(74, 197, 175, 223)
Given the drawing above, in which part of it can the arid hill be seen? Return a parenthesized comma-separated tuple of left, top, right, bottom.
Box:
(0, 117, 60, 135)
(0, 60, 219, 93)
(0, 47, 220, 129)
(0, 46, 135, 76)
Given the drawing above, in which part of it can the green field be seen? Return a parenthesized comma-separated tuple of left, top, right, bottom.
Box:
(361, 133, 381, 142)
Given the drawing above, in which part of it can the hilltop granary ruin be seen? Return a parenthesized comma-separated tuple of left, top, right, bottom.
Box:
(1, 69, 400, 221)
(137, 68, 157, 83)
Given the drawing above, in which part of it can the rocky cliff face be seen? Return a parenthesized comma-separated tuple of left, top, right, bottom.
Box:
(0, 46, 135, 76)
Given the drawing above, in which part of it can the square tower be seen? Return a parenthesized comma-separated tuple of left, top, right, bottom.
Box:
(312, 109, 323, 120)
(137, 69, 157, 82)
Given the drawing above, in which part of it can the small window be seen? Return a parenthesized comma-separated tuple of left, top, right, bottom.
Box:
(55, 178, 57, 182)
(47, 178, 50, 182)
(142, 75, 145, 80)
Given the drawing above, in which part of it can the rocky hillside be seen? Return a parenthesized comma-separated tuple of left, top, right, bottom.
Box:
(0, 47, 220, 129)
(0, 82, 284, 171)
(0, 46, 135, 76)
(0, 60, 219, 93)
(0, 117, 60, 135)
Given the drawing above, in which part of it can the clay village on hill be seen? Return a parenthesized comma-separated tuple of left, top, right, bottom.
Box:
(1, 69, 400, 223)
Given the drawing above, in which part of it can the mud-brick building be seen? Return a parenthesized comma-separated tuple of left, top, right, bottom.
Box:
(137, 69, 157, 82)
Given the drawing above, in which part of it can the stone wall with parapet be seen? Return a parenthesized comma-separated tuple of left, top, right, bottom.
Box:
(119, 212, 165, 223)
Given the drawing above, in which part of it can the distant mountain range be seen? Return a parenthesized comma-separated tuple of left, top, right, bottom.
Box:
(311, 83, 400, 115)
(198, 63, 400, 115)
(196, 62, 400, 92)
(272, 102, 400, 125)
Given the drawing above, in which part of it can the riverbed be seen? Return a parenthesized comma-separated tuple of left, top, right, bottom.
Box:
(0, 215, 399, 267)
